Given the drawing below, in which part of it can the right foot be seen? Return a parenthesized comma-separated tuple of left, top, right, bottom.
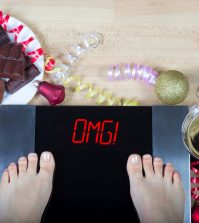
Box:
(127, 154, 185, 223)
(0, 151, 55, 223)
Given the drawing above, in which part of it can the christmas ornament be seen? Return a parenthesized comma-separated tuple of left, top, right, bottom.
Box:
(192, 203, 199, 223)
(108, 64, 189, 105)
(34, 81, 65, 106)
(155, 70, 189, 105)
(45, 32, 190, 106)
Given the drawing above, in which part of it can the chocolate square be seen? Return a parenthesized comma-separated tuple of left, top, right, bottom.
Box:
(5, 64, 40, 94)
(0, 42, 25, 80)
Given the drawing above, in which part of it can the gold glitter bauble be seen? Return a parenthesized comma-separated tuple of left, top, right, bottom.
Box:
(155, 70, 189, 105)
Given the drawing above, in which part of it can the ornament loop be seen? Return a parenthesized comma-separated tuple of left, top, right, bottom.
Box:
(83, 32, 104, 49)
(33, 80, 40, 88)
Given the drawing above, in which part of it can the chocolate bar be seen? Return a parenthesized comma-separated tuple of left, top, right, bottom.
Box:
(0, 25, 10, 47)
(25, 54, 32, 68)
(0, 78, 5, 103)
(5, 64, 40, 94)
(0, 42, 25, 80)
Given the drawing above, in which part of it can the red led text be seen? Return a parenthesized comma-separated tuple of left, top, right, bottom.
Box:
(72, 119, 119, 145)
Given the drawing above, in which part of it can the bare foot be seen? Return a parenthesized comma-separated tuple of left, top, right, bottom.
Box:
(0, 152, 55, 223)
(127, 154, 185, 223)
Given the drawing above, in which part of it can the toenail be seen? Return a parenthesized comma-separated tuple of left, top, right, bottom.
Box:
(131, 155, 140, 165)
(41, 152, 51, 162)
(143, 154, 151, 159)
(19, 157, 26, 161)
(166, 163, 172, 166)
(10, 163, 16, 166)
(28, 153, 37, 158)
(154, 157, 162, 162)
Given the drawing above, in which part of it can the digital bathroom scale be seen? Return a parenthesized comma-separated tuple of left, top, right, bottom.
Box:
(0, 106, 190, 222)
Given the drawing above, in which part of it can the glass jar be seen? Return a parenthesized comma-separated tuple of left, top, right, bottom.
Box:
(182, 105, 199, 159)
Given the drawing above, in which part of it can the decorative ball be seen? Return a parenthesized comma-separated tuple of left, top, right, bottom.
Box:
(192, 205, 199, 223)
(34, 81, 65, 106)
(155, 70, 189, 105)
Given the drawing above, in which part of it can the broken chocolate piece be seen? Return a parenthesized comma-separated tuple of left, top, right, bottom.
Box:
(0, 42, 25, 80)
(0, 78, 5, 103)
(5, 64, 40, 94)
(0, 25, 10, 47)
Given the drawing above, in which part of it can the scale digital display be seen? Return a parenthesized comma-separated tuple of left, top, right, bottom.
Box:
(72, 119, 119, 145)
(0, 106, 190, 223)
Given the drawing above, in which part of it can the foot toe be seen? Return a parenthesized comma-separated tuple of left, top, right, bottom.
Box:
(39, 152, 55, 182)
(18, 157, 27, 177)
(154, 157, 163, 177)
(8, 163, 18, 182)
(27, 153, 38, 175)
(1, 169, 9, 185)
(127, 154, 143, 184)
(142, 154, 154, 177)
(173, 171, 181, 186)
(164, 163, 174, 183)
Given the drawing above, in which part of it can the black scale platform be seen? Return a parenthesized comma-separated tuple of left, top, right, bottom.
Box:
(0, 106, 190, 222)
